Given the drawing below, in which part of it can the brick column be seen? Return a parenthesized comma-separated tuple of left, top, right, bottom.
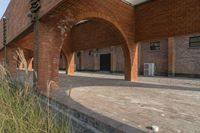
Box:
(138, 43, 142, 75)
(111, 47, 117, 73)
(124, 42, 138, 81)
(168, 37, 176, 77)
(27, 58, 33, 71)
(7, 47, 17, 76)
(65, 52, 75, 75)
(37, 23, 61, 91)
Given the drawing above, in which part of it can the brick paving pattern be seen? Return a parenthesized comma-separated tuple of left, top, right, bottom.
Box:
(48, 72, 200, 133)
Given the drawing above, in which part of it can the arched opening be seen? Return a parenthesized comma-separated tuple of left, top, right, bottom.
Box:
(59, 51, 68, 73)
(59, 17, 131, 80)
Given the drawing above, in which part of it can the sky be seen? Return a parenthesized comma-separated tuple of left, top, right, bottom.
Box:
(0, 0, 10, 19)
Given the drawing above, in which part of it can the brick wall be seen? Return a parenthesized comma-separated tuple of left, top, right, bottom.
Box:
(6, 46, 18, 75)
(75, 46, 124, 72)
(135, 0, 200, 41)
(1, 0, 200, 48)
(0, 0, 135, 49)
(0, 20, 3, 49)
(115, 47, 124, 72)
(175, 34, 200, 77)
(79, 50, 95, 71)
(35, 0, 137, 90)
(0, 0, 63, 48)
(139, 34, 200, 77)
(140, 39, 168, 76)
(1, 0, 200, 90)
(70, 20, 124, 51)
(0, 0, 31, 45)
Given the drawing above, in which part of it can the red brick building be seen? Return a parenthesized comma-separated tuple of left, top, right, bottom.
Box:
(61, 32, 200, 78)
(0, 0, 200, 90)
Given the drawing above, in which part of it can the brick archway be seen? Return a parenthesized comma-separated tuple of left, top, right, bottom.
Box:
(37, 11, 138, 91)
(61, 15, 132, 80)
(73, 12, 138, 81)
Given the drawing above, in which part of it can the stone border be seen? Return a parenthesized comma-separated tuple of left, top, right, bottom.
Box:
(39, 94, 145, 133)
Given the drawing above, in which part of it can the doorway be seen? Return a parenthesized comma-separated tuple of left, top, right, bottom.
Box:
(100, 54, 111, 71)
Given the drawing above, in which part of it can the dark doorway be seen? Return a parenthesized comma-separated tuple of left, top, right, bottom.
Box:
(100, 54, 111, 71)
(76, 52, 81, 71)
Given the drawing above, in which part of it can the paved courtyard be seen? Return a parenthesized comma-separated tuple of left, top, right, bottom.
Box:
(48, 71, 200, 133)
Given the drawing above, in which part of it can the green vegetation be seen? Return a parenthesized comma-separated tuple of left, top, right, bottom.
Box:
(0, 49, 71, 133)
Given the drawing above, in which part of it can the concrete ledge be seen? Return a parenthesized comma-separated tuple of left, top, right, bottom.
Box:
(39, 94, 145, 133)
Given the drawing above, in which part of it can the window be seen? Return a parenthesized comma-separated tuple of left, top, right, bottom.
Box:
(150, 42, 160, 51)
(189, 36, 200, 48)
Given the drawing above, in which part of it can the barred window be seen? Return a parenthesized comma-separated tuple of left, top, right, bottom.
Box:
(189, 36, 200, 48)
(150, 42, 160, 51)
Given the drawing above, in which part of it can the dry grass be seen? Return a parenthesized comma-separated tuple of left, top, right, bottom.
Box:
(0, 49, 71, 133)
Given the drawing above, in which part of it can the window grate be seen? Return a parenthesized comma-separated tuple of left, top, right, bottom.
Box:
(189, 36, 200, 48)
(150, 42, 160, 51)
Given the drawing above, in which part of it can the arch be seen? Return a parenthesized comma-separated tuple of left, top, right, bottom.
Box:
(75, 12, 132, 63)
(37, 11, 138, 90)
(59, 12, 133, 80)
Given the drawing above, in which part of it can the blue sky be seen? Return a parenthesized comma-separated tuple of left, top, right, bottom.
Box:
(0, 0, 10, 19)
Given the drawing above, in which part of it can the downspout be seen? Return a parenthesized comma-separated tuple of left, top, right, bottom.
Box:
(28, 0, 41, 88)
(3, 16, 7, 67)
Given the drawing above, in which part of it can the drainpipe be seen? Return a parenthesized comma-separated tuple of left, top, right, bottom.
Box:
(28, 0, 41, 88)
(2, 16, 7, 67)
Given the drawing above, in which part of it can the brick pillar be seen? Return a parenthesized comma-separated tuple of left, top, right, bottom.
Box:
(65, 52, 75, 75)
(111, 47, 117, 73)
(168, 37, 176, 77)
(37, 23, 61, 91)
(124, 42, 138, 81)
(28, 58, 33, 71)
(7, 47, 17, 76)
(138, 43, 142, 75)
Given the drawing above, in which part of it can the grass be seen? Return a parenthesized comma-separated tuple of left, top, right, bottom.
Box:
(0, 49, 71, 133)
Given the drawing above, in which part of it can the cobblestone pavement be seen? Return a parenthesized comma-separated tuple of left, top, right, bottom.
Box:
(48, 72, 200, 133)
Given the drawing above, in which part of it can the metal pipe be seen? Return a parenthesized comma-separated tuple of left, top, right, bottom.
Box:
(28, 0, 41, 88)
(3, 16, 7, 67)
(33, 13, 39, 88)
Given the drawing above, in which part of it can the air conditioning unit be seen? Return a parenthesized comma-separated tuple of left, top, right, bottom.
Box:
(144, 63, 155, 76)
